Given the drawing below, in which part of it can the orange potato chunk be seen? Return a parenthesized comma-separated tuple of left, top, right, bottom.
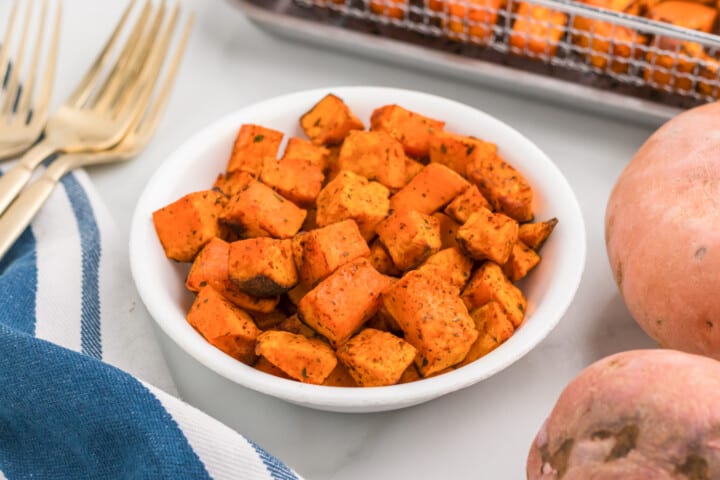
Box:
(213, 171, 254, 198)
(390, 163, 470, 215)
(227, 124, 283, 176)
(260, 156, 325, 207)
(432, 0, 504, 44)
(255, 330, 337, 384)
(648, 1, 716, 32)
(502, 240, 541, 282)
(371, 104, 445, 158)
(458, 301, 515, 366)
(281, 137, 330, 172)
(300, 93, 364, 146)
(428, 130, 497, 176)
(337, 328, 417, 386)
(457, 207, 519, 264)
(228, 238, 298, 297)
(404, 157, 425, 184)
(254, 356, 292, 379)
(375, 209, 442, 271)
(466, 154, 533, 222)
(461, 262, 527, 327)
(275, 314, 317, 339)
(368, 239, 402, 276)
(370, 0, 406, 18)
(444, 185, 492, 224)
(416, 247, 473, 292)
(509, 3, 568, 57)
(322, 361, 359, 387)
(433, 212, 462, 250)
(519, 217, 558, 250)
(337, 130, 408, 190)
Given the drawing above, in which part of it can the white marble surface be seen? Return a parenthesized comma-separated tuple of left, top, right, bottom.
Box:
(57, 0, 661, 478)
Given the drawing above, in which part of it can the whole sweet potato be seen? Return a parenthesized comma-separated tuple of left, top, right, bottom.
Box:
(527, 349, 720, 479)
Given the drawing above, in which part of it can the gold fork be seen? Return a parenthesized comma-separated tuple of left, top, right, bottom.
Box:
(0, 7, 193, 259)
(0, 0, 170, 215)
(0, 0, 62, 159)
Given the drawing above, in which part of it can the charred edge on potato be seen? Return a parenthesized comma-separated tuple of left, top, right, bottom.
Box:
(538, 438, 574, 478)
(675, 454, 709, 480)
(236, 276, 291, 298)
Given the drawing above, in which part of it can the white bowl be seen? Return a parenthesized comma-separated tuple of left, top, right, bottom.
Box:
(130, 86, 586, 413)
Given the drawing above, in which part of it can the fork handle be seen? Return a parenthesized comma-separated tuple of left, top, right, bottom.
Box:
(0, 141, 59, 215)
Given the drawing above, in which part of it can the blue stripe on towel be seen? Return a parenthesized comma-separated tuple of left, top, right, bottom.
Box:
(62, 173, 102, 359)
(0, 325, 212, 480)
(249, 440, 299, 480)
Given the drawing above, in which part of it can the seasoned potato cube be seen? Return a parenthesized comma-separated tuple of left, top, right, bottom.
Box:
(300, 93, 364, 146)
(461, 262, 527, 327)
(220, 182, 307, 239)
(298, 259, 392, 347)
(287, 283, 310, 307)
(316, 171, 390, 240)
(322, 361, 359, 387)
(370, 0, 406, 18)
(509, 3, 568, 57)
(519, 217, 558, 250)
(375, 209, 442, 271)
(390, 163, 470, 215)
(213, 171, 254, 198)
(281, 137, 330, 172)
(186, 238, 279, 313)
(337, 130, 408, 190)
(228, 238, 298, 297)
(368, 239, 401, 276)
(295, 219, 370, 287)
(444, 185, 492, 224)
(405, 157, 425, 184)
(255, 331, 337, 384)
(416, 247, 473, 292)
(458, 301, 514, 366)
(370, 104, 445, 158)
(645, 39, 703, 92)
(152, 190, 225, 262)
(432, 212, 462, 250)
(502, 240, 541, 282)
(431, 0, 504, 44)
(457, 208, 519, 264)
(383, 271, 478, 376)
(260, 156, 325, 207)
(254, 356, 292, 379)
(187, 286, 261, 364)
(337, 329, 417, 386)
(428, 130, 497, 176)
(274, 313, 317, 338)
(249, 310, 286, 330)
(467, 154, 533, 222)
(398, 363, 422, 384)
(227, 124, 283, 176)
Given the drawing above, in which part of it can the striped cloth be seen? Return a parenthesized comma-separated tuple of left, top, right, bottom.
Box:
(0, 164, 302, 480)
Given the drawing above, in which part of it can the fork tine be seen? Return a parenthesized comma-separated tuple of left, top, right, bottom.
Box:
(1, 0, 33, 114)
(31, 0, 61, 125)
(14, 0, 47, 123)
(0, 0, 20, 94)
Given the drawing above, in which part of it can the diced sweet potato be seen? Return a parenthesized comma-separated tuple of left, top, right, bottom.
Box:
(458, 301, 514, 366)
(274, 314, 317, 338)
(260, 156, 325, 207)
(371, 104, 446, 158)
(405, 157, 425, 184)
(187, 286, 261, 364)
(444, 185, 492, 224)
(253, 356, 292, 379)
(502, 240, 541, 282)
(365, 308, 402, 334)
(295, 219, 370, 287)
(369, 0, 406, 18)
(428, 130, 497, 176)
(467, 154, 533, 222)
(322, 361, 359, 387)
(298, 258, 392, 347)
(316, 170, 390, 240)
(227, 124, 283, 176)
(457, 207, 519, 264)
(509, 3, 568, 57)
(255, 330, 337, 384)
(398, 363, 422, 384)
(220, 182, 306, 239)
(375, 209, 442, 271)
(390, 163, 470, 215)
(645, 39, 702, 92)
(433, 212, 462, 250)
(286, 283, 310, 307)
(433, 0, 504, 44)
(368, 239, 402, 276)
(461, 262, 527, 327)
(519, 217, 558, 250)
(152, 190, 225, 262)
(416, 247, 473, 292)
(337, 328, 417, 386)
(213, 171, 254, 198)
(337, 130, 407, 190)
(281, 137, 330, 172)
(382, 271, 478, 376)
(249, 310, 286, 330)
(228, 238, 298, 297)
(300, 93, 364, 146)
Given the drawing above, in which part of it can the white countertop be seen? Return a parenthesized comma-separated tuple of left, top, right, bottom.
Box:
(59, 1, 659, 478)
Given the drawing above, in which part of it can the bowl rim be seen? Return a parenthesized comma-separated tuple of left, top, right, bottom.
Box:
(130, 86, 586, 411)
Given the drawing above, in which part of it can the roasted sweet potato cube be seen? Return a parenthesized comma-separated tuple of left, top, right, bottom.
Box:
(433, 212, 462, 250)
(368, 239, 401, 276)
(274, 314, 317, 338)
(213, 171, 254, 198)
(152, 190, 225, 262)
(645, 38, 705, 92)
(370, 0, 406, 18)
(287, 284, 309, 307)
(255, 330, 337, 384)
(316, 171, 390, 240)
(370, 104, 445, 158)
(398, 363, 422, 384)
(281, 137, 330, 172)
(322, 361, 359, 387)
(405, 157, 425, 184)
(416, 247, 473, 292)
(187, 286, 261, 364)
(461, 262, 527, 327)
(435, 0, 504, 44)
(227, 124, 283, 176)
(260, 156, 325, 207)
(337, 329, 417, 386)
(390, 163, 470, 215)
(457, 208, 519, 264)
(375, 209, 442, 271)
(337, 130, 408, 190)
(298, 258, 393, 347)
(502, 240, 541, 282)
(509, 3, 568, 57)
(228, 238, 297, 297)
(220, 182, 306, 239)
(466, 154, 533, 222)
(254, 356, 292, 379)
(428, 130, 497, 176)
(458, 301, 514, 366)
(300, 94, 364, 146)
(295, 219, 370, 287)
(383, 271, 478, 376)
(249, 310, 286, 330)
(444, 185, 492, 224)
(519, 218, 558, 250)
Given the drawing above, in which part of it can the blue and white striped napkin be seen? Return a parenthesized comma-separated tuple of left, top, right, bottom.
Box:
(0, 164, 302, 480)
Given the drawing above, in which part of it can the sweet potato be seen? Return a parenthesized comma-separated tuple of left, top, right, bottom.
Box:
(227, 124, 283, 176)
(255, 330, 337, 384)
(152, 190, 225, 262)
(298, 258, 392, 347)
(466, 154, 533, 222)
(368, 239, 402, 276)
(228, 238, 298, 297)
(648, 0, 716, 32)
(431, 0, 504, 44)
(369, 0, 406, 18)
(275, 314, 317, 338)
(404, 157, 425, 184)
(458, 301, 514, 366)
(390, 163, 470, 215)
(461, 262, 527, 327)
(322, 361, 359, 387)
(398, 364, 422, 384)
(432, 212, 462, 250)
(337, 130, 408, 190)
(253, 356, 292, 379)
(370, 104, 445, 158)
(300, 93, 364, 146)
(213, 171, 254, 198)
(249, 310, 286, 330)
(382, 270, 478, 376)
(502, 240, 541, 282)
(281, 137, 330, 172)
(444, 185, 492, 224)
(337, 328, 417, 386)
(416, 247, 473, 292)
(260, 156, 325, 207)
(428, 130, 497, 176)
(375, 209, 442, 271)
(186, 286, 261, 364)
(457, 207, 519, 264)
(519, 218, 558, 250)
(509, 3, 567, 57)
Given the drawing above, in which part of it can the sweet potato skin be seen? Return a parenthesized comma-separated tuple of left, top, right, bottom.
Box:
(519, 218, 558, 251)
